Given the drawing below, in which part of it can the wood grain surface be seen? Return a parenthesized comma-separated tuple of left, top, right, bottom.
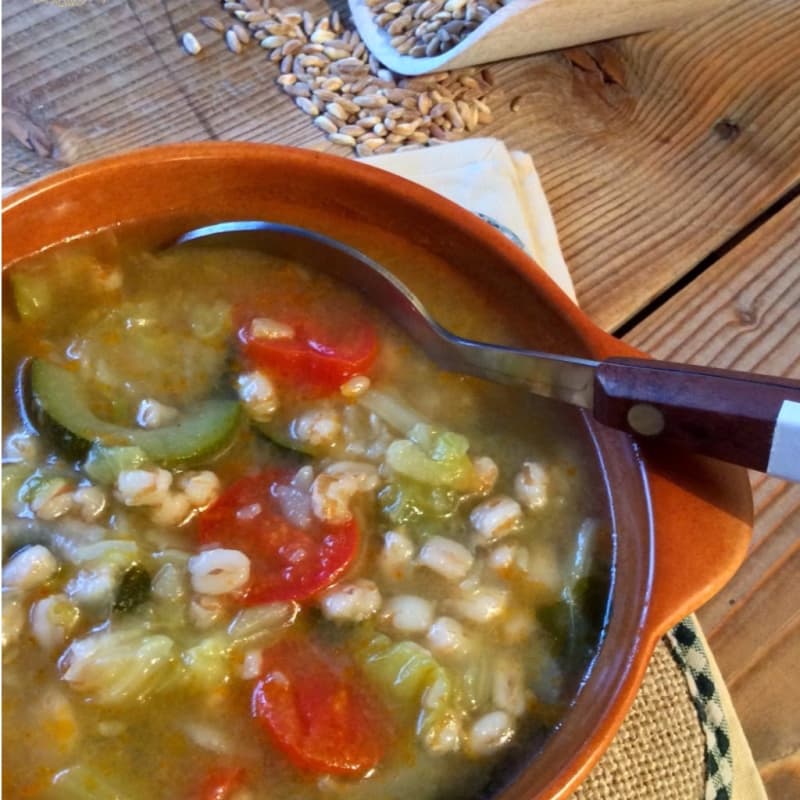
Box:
(625, 197, 800, 798)
(4, 0, 800, 331)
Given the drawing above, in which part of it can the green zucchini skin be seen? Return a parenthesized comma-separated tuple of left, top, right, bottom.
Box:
(30, 359, 241, 468)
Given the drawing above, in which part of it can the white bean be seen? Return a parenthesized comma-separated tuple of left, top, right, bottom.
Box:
(470, 496, 522, 544)
(292, 408, 342, 447)
(319, 579, 381, 623)
(237, 370, 279, 421)
(418, 536, 474, 582)
(426, 616, 469, 658)
(380, 594, 434, 634)
(178, 471, 221, 509)
(492, 655, 527, 717)
(378, 529, 415, 581)
(189, 549, 250, 595)
(2, 544, 58, 590)
(466, 710, 515, 757)
(116, 468, 172, 507)
(30, 593, 80, 652)
(514, 461, 549, 510)
(136, 398, 180, 429)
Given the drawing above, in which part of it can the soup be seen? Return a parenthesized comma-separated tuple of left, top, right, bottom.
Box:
(2, 230, 610, 799)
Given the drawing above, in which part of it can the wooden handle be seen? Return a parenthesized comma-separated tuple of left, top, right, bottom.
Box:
(593, 357, 800, 480)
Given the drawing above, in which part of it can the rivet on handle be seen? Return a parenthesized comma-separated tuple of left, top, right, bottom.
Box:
(627, 403, 665, 436)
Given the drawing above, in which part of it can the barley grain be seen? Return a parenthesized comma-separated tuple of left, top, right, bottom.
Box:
(181, 32, 202, 56)
(200, 16, 224, 32)
(329, 132, 358, 147)
(339, 124, 367, 137)
(283, 80, 311, 99)
(225, 28, 243, 53)
(187, 4, 498, 158)
(296, 96, 319, 116)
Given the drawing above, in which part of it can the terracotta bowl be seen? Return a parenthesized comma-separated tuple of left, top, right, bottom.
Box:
(2, 142, 752, 799)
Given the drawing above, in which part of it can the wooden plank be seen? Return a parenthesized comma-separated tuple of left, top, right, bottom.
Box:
(4, 0, 800, 330)
(624, 198, 800, 786)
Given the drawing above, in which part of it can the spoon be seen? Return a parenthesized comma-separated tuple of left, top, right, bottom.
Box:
(174, 221, 800, 482)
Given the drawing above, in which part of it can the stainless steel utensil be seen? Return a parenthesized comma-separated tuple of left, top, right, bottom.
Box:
(174, 221, 800, 481)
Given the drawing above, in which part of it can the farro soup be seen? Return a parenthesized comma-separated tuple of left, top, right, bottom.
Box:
(2, 229, 611, 799)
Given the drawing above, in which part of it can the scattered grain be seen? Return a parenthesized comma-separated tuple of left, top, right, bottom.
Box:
(181, 31, 203, 56)
(180, 3, 498, 158)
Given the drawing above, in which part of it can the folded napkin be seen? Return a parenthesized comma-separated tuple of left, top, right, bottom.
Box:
(366, 137, 765, 800)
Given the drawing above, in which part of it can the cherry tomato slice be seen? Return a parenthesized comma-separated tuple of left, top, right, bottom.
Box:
(239, 311, 378, 394)
(252, 638, 390, 776)
(197, 470, 359, 604)
(189, 767, 246, 800)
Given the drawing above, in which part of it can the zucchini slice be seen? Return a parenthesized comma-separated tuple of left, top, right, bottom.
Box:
(31, 359, 241, 467)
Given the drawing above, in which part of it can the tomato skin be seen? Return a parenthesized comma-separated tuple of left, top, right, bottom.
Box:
(190, 767, 246, 800)
(252, 638, 389, 776)
(238, 312, 378, 394)
(197, 470, 359, 604)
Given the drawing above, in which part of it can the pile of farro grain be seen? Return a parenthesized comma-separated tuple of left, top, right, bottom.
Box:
(181, 1, 496, 157)
(364, 0, 512, 59)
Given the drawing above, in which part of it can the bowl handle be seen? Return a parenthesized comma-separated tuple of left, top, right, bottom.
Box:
(595, 337, 754, 636)
(642, 447, 752, 636)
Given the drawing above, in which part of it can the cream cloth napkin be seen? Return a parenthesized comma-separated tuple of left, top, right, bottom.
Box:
(366, 137, 765, 800)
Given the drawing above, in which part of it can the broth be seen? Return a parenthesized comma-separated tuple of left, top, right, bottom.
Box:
(2, 230, 611, 799)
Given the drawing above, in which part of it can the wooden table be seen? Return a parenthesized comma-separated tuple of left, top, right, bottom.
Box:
(3, 0, 799, 794)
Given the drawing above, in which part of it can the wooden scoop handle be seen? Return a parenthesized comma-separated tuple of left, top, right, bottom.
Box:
(593, 357, 800, 481)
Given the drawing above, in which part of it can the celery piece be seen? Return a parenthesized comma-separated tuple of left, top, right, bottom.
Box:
(385, 424, 477, 491)
(378, 480, 460, 526)
(83, 444, 150, 485)
(46, 764, 132, 800)
(362, 635, 442, 703)
(360, 634, 457, 742)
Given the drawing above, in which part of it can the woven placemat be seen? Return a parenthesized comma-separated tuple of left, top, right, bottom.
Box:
(574, 635, 706, 799)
